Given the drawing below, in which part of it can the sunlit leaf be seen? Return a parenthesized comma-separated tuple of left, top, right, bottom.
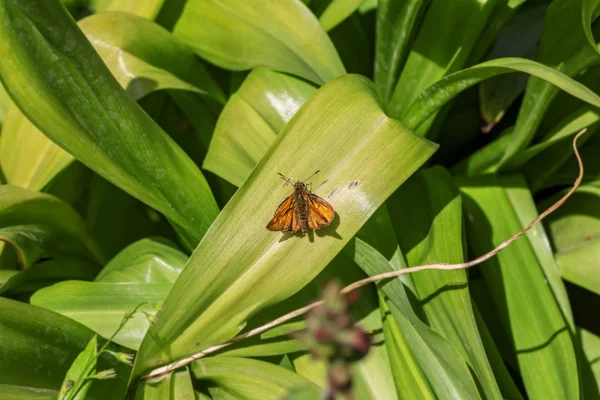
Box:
(0, 297, 128, 399)
(31, 282, 169, 350)
(190, 357, 320, 400)
(91, 0, 165, 20)
(204, 68, 317, 186)
(172, 0, 345, 84)
(132, 75, 436, 378)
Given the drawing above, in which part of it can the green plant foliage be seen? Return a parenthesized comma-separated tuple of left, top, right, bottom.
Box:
(190, 357, 320, 400)
(1, 0, 600, 398)
(0, 297, 128, 399)
(0, 0, 219, 245)
(172, 0, 346, 84)
(132, 75, 436, 377)
(459, 175, 578, 399)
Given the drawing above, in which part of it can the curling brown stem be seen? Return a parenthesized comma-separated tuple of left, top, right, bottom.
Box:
(141, 129, 587, 382)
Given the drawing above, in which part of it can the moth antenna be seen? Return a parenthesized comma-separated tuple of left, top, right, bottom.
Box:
(277, 172, 295, 185)
(302, 170, 320, 182)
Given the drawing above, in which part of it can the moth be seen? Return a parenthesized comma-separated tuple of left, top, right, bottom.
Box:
(266, 171, 335, 234)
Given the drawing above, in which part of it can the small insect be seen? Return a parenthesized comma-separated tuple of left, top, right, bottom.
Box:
(267, 170, 335, 234)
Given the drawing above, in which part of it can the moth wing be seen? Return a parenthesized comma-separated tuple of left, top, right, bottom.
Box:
(267, 194, 300, 232)
(307, 194, 335, 230)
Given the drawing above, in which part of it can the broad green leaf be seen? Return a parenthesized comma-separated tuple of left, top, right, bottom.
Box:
(80, 12, 225, 104)
(318, 0, 363, 31)
(91, 0, 165, 19)
(359, 0, 377, 13)
(190, 357, 320, 400)
(0, 0, 219, 244)
(350, 239, 482, 399)
(135, 368, 196, 400)
(402, 58, 600, 136)
(0, 10, 224, 192)
(0, 107, 75, 191)
(374, 0, 428, 107)
(459, 175, 578, 399)
(0, 385, 56, 400)
(95, 238, 186, 284)
(132, 75, 436, 377)
(204, 68, 316, 186)
(0, 257, 98, 298)
(387, 0, 499, 121)
(172, 0, 345, 84)
(479, 4, 546, 126)
(543, 185, 600, 295)
(58, 335, 97, 400)
(31, 281, 169, 350)
(390, 167, 502, 400)
(499, 0, 600, 165)
(0, 185, 100, 268)
(0, 297, 128, 399)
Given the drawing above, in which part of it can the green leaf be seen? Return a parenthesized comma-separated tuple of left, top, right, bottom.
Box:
(0, 0, 219, 243)
(318, 0, 363, 31)
(0, 185, 101, 268)
(543, 185, 600, 295)
(0, 385, 57, 400)
(0, 297, 128, 399)
(0, 257, 98, 298)
(402, 58, 600, 136)
(190, 357, 320, 400)
(374, 0, 428, 106)
(91, 0, 165, 19)
(0, 106, 74, 190)
(136, 368, 196, 400)
(172, 0, 345, 84)
(204, 68, 317, 186)
(387, 0, 498, 121)
(458, 174, 578, 399)
(80, 12, 226, 104)
(0, 10, 224, 193)
(389, 167, 502, 400)
(133, 75, 436, 377)
(58, 335, 97, 400)
(520, 109, 598, 190)
(31, 281, 169, 350)
(95, 238, 187, 284)
(350, 239, 482, 399)
(499, 0, 600, 165)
